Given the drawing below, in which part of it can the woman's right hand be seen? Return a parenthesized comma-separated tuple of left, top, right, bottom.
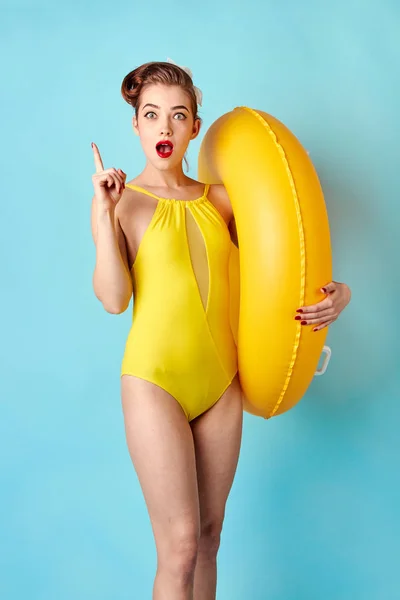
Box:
(91, 142, 126, 212)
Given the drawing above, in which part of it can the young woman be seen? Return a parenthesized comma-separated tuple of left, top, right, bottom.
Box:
(90, 61, 352, 600)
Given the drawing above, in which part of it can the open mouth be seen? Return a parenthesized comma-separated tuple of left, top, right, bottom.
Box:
(156, 140, 174, 158)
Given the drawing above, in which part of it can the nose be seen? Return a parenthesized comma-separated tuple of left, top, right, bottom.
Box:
(159, 116, 172, 137)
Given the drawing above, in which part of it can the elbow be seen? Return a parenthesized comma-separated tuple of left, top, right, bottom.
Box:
(104, 301, 129, 314)
(101, 294, 131, 314)
(93, 290, 131, 314)
(93, 274, 132, 314)
(104, 304, 122, 314)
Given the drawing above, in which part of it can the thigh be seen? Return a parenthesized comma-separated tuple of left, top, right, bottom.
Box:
(190, 375, 243, 527)
(121, 375, 200, 547)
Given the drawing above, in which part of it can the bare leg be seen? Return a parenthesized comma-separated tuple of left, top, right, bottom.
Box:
(121, 375, 201, 600)
(190, 375, 243, 600)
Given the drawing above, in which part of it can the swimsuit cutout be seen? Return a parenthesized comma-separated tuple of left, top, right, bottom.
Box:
(121, 183, 238, 421)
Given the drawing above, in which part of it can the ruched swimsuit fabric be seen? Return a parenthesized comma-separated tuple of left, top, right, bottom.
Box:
(121, 183, 238, 421)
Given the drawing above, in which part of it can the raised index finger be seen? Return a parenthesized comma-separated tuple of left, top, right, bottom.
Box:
(92, 142, 104, 173)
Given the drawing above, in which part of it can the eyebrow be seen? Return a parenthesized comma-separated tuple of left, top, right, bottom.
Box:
(142, 103, 189, 112)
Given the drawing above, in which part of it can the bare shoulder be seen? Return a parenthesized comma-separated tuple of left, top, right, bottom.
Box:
(208, 183, 231, 207)
(208, 184, 233, 224)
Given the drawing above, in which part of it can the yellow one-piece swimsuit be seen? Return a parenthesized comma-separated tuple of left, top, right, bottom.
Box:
(121, 183, 238, 421)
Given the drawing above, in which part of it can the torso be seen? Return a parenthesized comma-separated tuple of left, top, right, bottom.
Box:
(116, 180, 234, 271)
(119, 180, 238, 420)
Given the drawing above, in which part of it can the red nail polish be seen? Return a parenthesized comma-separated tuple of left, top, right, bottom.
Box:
(296, 309, 303, 313)
(295, 316, 301, 320)
(322, 288, 327, 293)
(301, 320, 307, 325)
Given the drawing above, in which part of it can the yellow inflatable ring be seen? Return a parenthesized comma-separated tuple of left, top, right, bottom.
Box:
(198, 107, 333, 419)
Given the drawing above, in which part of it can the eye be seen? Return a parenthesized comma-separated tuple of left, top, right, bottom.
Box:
(174, 112, 186, 120)
(144, 111, 157, 119)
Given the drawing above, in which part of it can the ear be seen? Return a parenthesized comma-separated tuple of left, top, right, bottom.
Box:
(190, 118, 201, 141)
(132, 115, 139, 136)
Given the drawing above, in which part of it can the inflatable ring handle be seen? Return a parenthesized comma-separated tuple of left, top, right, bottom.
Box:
(314, 345, 331, 376)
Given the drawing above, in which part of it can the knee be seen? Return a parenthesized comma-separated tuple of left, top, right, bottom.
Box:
(198, 519, 223, 560)
(161, 527, 199, 583)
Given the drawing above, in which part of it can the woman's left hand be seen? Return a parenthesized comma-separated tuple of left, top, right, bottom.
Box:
(295, 281, 352, 332)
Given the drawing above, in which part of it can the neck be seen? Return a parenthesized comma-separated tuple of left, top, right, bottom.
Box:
(140, 162, 190, 189)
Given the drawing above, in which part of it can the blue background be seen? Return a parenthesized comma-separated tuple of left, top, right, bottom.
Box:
(1, 1, 399, 598)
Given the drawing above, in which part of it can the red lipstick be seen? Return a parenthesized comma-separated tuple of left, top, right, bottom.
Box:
(156, 140, 174, 158)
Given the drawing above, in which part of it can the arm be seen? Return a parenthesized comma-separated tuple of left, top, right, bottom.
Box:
(91, 196, 133, 314)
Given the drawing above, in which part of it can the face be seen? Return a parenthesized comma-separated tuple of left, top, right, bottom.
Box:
(133, 83, 201, 170)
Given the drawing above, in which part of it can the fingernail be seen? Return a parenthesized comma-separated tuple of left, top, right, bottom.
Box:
(322, 288, 327, 293)
(294, 316, 302, 320)
(296, 309, 303, 313)
(301, 320, 307, 325)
